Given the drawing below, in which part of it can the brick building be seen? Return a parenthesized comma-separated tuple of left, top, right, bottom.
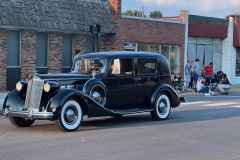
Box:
(0, 0, 116, 90)
(120, 16, 185, 74)
(0, 0, 186, 91)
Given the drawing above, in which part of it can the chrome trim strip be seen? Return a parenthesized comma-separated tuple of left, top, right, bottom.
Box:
(25, 76, 44, 109)
(3, 108, 53, 119)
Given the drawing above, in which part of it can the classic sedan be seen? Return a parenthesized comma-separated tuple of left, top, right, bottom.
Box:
(2, 51, 184, 132)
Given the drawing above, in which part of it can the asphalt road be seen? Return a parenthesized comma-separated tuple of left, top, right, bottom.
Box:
(1, 95, 240, 160)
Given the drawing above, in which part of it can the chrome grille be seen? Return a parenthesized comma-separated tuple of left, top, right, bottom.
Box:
(24, 75, 44, 110)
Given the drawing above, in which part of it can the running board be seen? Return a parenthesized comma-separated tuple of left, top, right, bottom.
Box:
(110, 108, 153, 115)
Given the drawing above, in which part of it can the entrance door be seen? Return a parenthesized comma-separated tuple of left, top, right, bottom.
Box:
(7, 30, 20, 91)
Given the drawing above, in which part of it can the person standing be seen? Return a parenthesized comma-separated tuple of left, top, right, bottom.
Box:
(204, 62, 213, 76)
(189, 61, 195, 90)
(203, 62, 214, 85)
(184, 59, 191, 92)
(193, 58, 200, 92)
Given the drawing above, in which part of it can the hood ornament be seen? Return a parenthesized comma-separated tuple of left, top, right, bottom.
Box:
(92, 71, 96, 79)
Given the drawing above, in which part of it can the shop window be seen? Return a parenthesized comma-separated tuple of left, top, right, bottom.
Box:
(62, 34, 73, 72)
(236, 48, 240, 76)
(149, 44, 160, 53)
(7, 30, 20, 67)
(161, 45, 181, 73)
(36, 32, 48, 67)
(124, 42, 137, 51)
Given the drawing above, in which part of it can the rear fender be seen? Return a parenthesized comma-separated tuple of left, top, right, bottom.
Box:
(151, 83, 180, 108)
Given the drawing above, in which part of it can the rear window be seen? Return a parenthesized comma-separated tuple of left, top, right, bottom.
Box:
(137, 58, 158, 74)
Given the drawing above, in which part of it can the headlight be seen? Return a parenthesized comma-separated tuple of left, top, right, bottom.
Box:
(16, 82, 23, 91)
(43, 81, 60, 93)
(44, 83, 51, 92)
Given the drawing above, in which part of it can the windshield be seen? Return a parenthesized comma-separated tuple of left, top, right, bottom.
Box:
(71, 58, 107, 74)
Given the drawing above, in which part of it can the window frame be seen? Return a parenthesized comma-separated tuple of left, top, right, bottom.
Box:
(136, 57, 158, 75)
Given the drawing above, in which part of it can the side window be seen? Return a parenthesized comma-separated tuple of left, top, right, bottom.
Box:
(110, 58, 134, 75)
(137, 58, 158, 74)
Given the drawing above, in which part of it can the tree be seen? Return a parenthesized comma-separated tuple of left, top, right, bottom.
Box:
(122, 9, 147, 18)
(149, 10, 163, 18)
(122, 9, 134, 16)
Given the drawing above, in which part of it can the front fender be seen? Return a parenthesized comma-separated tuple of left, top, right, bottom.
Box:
(151, 83, 181, 108)
(50, 88, 115, 118)
(3, 90, 24, 111)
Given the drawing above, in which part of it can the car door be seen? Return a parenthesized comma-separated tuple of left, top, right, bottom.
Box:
(103, 58, 137, 108)
(135, 57, 159, 107)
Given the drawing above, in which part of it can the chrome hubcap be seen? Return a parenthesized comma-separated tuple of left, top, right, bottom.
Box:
(92, 91, 101, 103)
(65, 107, 77, 123)
(158, 101, 167, 115)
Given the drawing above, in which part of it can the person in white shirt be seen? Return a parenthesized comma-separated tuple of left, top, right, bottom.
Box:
(196, 76, 215, 96)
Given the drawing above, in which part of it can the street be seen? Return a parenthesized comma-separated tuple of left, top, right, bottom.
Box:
(1, 95, 240, 160)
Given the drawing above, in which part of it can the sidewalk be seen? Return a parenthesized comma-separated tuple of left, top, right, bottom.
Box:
(179, 84, 240, 97)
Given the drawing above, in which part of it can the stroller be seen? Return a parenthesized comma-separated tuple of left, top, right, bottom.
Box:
(202, 71, 231, 94)
(172, 73, 184, 93)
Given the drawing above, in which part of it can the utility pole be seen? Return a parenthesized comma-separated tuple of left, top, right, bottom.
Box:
(141, 5, 146, 17)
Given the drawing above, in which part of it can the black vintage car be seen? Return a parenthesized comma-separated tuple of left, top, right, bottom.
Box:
(2, 51, 184, 132)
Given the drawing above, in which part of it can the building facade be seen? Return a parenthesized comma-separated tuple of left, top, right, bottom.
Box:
(120, 16, 185, 74)
(185, 12, 240, 85)
(0, 0, 187, 91)
(0, 0, 116, 90)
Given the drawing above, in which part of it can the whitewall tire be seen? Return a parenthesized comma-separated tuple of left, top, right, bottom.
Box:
(151, 93, 171, 120)
(55, 99, 82, 132)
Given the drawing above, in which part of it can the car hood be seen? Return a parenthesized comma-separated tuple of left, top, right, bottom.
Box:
(36, 73, 94, 80)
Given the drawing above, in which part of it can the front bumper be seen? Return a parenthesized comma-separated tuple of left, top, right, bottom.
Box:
(3, 108, 54, 119)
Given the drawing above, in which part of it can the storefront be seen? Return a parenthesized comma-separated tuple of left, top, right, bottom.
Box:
(188, 37, 223, 73)
(121, 16, 185, 75)
(124, 42, 182, 73)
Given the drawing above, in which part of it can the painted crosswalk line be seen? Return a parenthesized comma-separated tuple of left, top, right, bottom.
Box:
(181, 101, 211, 105)
(201, 102, 237, 106)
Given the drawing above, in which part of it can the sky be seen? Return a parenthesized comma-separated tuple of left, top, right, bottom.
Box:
(122, 0, 240, 18)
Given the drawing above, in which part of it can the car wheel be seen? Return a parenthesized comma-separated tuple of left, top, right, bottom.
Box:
(9, 116, 35, 127)
(151, 93, 171, 120)
(89, 84, 106, 106)
(54, 98, 82, 132)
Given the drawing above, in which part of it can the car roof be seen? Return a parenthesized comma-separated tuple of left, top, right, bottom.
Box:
(76, 51, 164, 59)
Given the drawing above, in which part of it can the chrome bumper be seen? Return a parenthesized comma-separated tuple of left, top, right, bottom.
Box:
(2, 108, 54, 119)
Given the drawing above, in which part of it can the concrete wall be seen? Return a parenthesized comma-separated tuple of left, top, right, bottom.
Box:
(222, 16, 239, 84)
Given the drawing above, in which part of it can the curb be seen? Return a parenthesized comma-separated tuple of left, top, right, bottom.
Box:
(180, 91, 240, 97)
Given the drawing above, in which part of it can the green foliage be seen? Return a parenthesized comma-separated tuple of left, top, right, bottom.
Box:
(149, 10, 163, 18)
(170, 57, 177, 72)
(122, 9, 147, 17)
(122, 10, 134, 16)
